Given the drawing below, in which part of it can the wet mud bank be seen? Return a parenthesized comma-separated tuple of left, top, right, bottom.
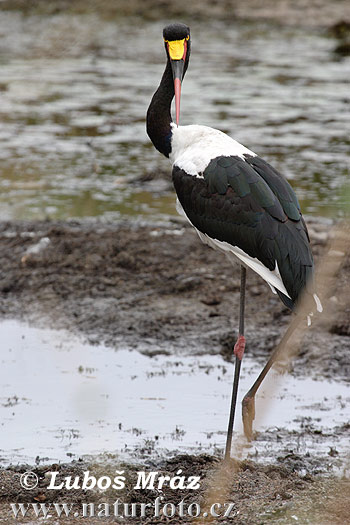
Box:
(1, 455, 350, 524)
(0, 217, 349, 524)
(0, 217, 349, 380)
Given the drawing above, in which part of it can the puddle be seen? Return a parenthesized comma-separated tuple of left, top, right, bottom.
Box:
(0, 319, 349, 470)
(0, 14, 349, 222)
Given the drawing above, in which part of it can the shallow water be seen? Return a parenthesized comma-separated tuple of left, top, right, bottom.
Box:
(0, 13, 349, 221)
(1, 319, 349, 471)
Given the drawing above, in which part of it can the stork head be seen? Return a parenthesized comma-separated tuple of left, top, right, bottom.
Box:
(163, 23, 191, 126)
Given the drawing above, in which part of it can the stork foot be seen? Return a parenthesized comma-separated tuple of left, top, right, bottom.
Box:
(242, 393, 255, 442)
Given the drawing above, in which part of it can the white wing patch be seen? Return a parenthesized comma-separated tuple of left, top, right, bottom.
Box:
(196, 229, 291, 299)
(176, 199, 290, 299)
(170, 124, 256, 176)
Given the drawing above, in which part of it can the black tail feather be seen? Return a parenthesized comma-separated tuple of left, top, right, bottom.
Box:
(276, 289, 295, 311)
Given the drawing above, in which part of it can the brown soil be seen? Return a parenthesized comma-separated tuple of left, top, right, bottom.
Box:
(0, 218, 349, 379)
(1, 455, 350, 524)
(0, 217, 349, 523)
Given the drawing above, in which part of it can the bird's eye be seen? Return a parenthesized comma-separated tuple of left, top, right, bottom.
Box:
(186, 35, 189, 40)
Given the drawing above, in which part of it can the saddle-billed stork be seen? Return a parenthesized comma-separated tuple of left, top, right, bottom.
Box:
(146, 23, 322, 460)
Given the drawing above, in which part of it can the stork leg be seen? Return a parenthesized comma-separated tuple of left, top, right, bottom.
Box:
(224, 265, 246, 461)
(242, 315, 301, 441)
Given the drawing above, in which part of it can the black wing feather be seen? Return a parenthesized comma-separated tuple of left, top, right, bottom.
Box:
(244, 155, 301, 221)
(172, 155, 314, 307)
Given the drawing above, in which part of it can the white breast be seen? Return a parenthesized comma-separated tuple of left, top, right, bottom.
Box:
(169, 124, 256, 176)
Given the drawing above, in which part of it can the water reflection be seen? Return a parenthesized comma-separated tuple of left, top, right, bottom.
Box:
(0, 13, 349, 221)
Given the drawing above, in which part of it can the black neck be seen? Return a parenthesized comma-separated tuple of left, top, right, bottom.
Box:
(146, 60, 174, 158)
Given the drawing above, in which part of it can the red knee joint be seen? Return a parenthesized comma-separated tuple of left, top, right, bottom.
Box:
(234, 335, 246, 360)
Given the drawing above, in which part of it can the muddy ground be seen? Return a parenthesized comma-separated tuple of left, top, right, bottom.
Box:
(0, 217, 349, 379)
(0, 216, 349, 524)
(1, 455, 350, 524)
